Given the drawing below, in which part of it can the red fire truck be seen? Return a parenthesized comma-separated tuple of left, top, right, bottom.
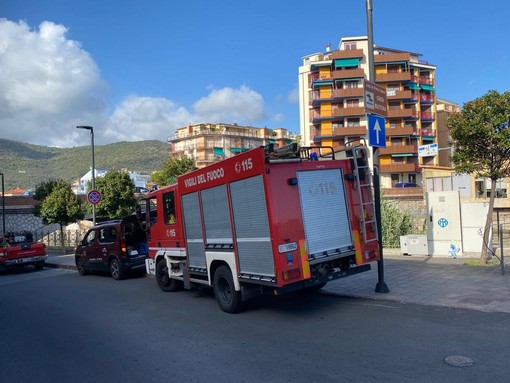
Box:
(143, 144, 379, 313)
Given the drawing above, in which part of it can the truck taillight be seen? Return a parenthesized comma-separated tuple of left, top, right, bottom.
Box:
(282, 268, 301, 281)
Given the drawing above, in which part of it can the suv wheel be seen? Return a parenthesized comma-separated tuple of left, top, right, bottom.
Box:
(110, 258, 125, 280)
(34, 262, 45, 271)
(76, 257, 88, 276)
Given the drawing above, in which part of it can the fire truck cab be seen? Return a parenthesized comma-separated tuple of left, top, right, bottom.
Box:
(144, 144, 379, 313)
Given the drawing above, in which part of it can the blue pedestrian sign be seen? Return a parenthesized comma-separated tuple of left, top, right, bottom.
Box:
(368, 114, 386, 148)
(438, 218, 448, 228)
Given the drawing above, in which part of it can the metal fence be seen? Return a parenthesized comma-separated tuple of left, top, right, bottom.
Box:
(33, 229, 88, 248)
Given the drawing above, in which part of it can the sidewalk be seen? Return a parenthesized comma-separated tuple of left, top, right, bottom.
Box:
(45, 250, 510, 314)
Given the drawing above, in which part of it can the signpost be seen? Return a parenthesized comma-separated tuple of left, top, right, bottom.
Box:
(418, 143, 438, 157)
(364, 80, 387, 117)
(368, 114, 386, 148)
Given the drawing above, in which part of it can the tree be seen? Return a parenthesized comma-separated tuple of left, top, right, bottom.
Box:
(448, 90, 510, 263)
(92, 170, 137, 219)
(33, 179, 59, 217)
(39, 179, 84, 247)
(151, 154, 196, 187)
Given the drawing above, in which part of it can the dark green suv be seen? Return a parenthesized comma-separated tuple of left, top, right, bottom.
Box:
(75, 216, 148, 280)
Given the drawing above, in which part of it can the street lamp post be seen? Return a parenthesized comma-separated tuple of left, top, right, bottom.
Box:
(76, 126, 96, 225)
(0, 172, 5, 237)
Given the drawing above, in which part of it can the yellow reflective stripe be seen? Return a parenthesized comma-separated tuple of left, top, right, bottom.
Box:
(299, 240, 311, 279)
(353, 230, 363, 264)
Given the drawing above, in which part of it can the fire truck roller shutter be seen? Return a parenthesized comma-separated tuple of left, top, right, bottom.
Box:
(181, 192, 206, 269)
(296, 169, 354, 260)
(201, 184, 233, 247)
(229, 175, 275, 277)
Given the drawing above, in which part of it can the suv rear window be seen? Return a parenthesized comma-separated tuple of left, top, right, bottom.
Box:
(99, 227, 117, 243)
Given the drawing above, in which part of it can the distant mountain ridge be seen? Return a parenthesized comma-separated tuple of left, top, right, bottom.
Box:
(0, 138, 171, 191)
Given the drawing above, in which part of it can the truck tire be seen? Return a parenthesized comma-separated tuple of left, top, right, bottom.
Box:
(156, 259, 182, 292)
(110, 258, 125, 280)
(34, 262, 45, 271)
(76, 257, 88, 276)
(213, 265, 243, 313)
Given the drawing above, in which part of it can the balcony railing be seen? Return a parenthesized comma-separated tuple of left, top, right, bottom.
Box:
(309, 88, 364, 102)
(332, 68, 365, 80)
(378, 144, 418, 155)
(421, 129, 436, 137)
(420, 95, 434, 103)
(387, 108, 418, 118)
(333, 88, 364, 98)
(332, 106, 365, 117)
(386, 127, 418, 136)
(375, 71, 412, 82)
(387, 90, 416, 100)
(374, 52, 411, 63)
(330, 49, 364, 59)
(421, 112, 435, 120)
(310, 73, 332, 82)
(332, 125, 367, 136)
(379, 163, 419, 173)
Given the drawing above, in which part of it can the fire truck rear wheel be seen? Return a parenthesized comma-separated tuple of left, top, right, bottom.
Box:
(156, 259, 182, 292)
(213, 265, 242, 314)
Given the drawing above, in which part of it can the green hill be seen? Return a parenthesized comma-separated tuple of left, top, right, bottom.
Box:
(0, 139, 171, 191)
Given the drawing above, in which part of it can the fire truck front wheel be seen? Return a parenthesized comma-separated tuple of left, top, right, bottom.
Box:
(156, 259, 182, 292)
(213, 265, 243, 314)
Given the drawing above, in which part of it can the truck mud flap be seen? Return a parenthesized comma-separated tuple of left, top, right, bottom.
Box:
(275, 264, 371, 295)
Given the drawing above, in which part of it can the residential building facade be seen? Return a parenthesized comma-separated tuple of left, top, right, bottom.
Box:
(169, 123, 295, 168)
(299, 36, 438, 188)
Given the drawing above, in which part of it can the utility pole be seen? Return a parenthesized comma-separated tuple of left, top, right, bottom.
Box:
(366, 0, 389, 293)
(0, 172, 5, 237)
(76, 126, 96, 225)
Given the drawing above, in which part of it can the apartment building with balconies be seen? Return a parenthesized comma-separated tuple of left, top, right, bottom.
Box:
(168, 122, 295, 168)
(298, 36, 438, 188)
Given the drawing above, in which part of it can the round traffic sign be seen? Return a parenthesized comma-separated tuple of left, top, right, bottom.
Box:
(87, 190, 102, 205)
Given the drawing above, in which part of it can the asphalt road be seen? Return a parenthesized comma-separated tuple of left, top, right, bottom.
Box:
(1, 267, 509, 383)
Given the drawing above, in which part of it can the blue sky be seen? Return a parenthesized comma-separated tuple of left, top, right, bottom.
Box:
(1, 0, 509, 147)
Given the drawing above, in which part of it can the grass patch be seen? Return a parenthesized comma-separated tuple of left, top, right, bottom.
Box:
(463, 259, 500, 267)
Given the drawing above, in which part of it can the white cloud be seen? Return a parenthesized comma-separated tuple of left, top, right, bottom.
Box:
(0, 19, 108, 146)
(104, 96, 192, 142)
(193, 85, 265, 125)
(0, 19, 269, 147)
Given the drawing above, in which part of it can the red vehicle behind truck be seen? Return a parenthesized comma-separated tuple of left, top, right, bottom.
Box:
(0, 232, 48, 272)
(143, 144, 379, 313)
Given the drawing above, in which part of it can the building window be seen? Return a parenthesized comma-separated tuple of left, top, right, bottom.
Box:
(345, 42, 357, 50)
(391, 137, 402, 146)
(389, 101, 400, 110)
(333, 122, 344, 129)
(347, 118, 360, 127)
(388, 66, 400, 73)
(345, 80, 358, 89)
(163, 191, 176, 224)
(389, 120, 398, 129)
(346, 99, 359, 107)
